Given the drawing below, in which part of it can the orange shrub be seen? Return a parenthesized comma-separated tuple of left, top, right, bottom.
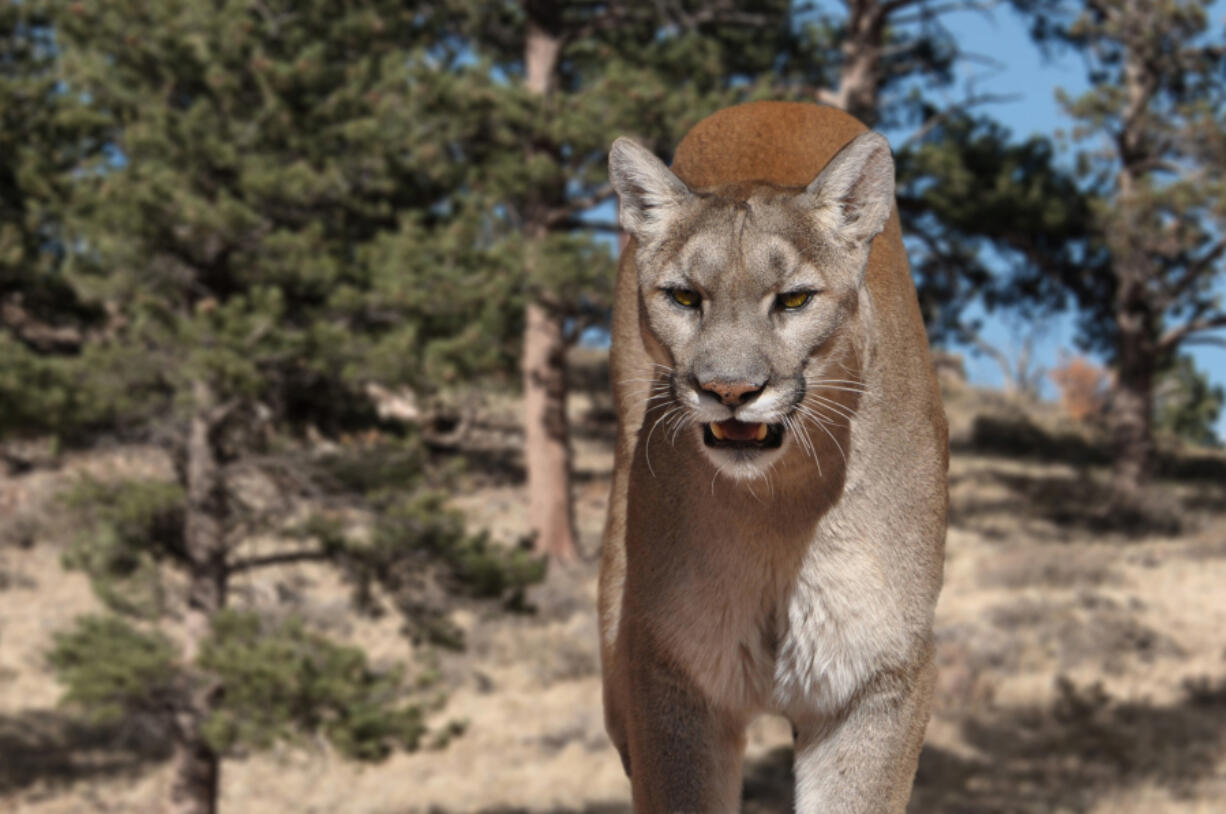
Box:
(1050, 356, 1110, 422)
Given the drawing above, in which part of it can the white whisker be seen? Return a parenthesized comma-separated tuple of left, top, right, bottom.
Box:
(803, 378, 868, 394)
(797, 404, 848, 465)
(803, 377, 867, 386)
(805, 384, 870, 397)
(803, 379, 868, 391)
(644, 404, 683, 479)
(798, 400, 851, 431)
(668, 410, 691, 446)
(805, 392, 857, 423)
(785, 414, 821, 477)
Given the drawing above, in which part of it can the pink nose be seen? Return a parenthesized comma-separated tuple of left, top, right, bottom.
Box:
(700, 380, 764, 407)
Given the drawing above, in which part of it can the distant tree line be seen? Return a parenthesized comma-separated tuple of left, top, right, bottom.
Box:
(1, 1, 1224, 812)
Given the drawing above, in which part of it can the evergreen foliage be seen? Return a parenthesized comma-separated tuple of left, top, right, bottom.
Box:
(20, 2, 547, 809)
(304, 439, 546, 647)
(438, 0, 804, 334)
(0, 0, 106, 438)
(60, 477, 184, 618)
(1025, 0, 1226, 493)
(48, 615, 180, 727)
(897, 112, 1100, 341)
(48, 609, 429, 762)
(7, 1, 1219, 810)
(773, 0, 1092, 342)
(198, 610, 425, 759)
(1156, 355, 1224, 448)
(1026, 0, 1226, 356)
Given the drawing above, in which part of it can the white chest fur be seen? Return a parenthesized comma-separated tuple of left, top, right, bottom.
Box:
(649, 502, 911, 721)
(771, 512, 911, 716)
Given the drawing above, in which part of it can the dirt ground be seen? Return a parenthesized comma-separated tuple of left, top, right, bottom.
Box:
(2, 379, 1226, 814)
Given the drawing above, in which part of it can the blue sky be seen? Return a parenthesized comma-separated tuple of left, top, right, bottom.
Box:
(924, 2, 1226, 441)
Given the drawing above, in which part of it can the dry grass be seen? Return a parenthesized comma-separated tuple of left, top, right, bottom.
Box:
(2, 378, 1226, 813)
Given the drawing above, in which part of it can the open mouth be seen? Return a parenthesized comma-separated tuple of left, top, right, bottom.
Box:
(703, 420, 784, 450)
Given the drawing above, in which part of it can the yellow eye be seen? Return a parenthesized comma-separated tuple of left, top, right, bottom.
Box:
(670, 288, 701, 309)
(778, 291, 812, 310)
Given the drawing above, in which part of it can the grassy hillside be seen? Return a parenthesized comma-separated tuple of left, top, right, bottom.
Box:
(3, 363, 1225, 813)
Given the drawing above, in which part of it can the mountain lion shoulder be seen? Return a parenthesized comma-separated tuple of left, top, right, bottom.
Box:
(598, 101, 948, 813)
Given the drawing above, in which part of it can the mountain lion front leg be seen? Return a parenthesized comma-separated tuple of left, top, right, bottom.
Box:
(792, 651, 936, 814)
(621, 634, 747, 814)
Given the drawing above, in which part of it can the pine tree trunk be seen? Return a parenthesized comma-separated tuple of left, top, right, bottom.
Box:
(167, 378, 227, 814)
(1110, 318, 1155, 502)
(1108, 40, 1158, 506)
(521, 2, 577, 562)
(825, 0, 884, 124)
(522, 295, 576, 561)
(166, 738, 218, 814)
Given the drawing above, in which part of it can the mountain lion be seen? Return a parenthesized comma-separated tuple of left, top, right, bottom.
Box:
(599, 102, 947, 813)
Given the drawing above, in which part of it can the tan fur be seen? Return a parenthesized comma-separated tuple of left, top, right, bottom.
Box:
(599, 102, 948, 813)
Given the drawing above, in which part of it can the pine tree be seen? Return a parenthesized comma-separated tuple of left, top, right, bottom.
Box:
(0, 0, 107, 442)
(443, 1, 1100, 560)
(1033, 0, 1226, 497)
(42, 2, 542, 812)
(792, 0, 1097, 343)
(443, 0, 800, 561)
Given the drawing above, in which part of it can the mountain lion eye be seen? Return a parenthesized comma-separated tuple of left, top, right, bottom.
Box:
(778, 291, 812, 310)
(670, 288, 701, 309)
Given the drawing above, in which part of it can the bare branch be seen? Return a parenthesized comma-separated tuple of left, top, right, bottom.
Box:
(967, 333, 1016, 392)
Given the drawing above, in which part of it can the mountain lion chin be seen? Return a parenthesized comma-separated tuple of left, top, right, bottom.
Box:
(700, 420, 787, 479)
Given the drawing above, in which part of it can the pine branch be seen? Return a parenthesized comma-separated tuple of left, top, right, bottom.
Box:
(555, 218, 620, 232)
(228, 549, 333, 574)
(1159, 312, 1226, 353)
(890, 0, 997, 26)
(815, 87, 841, 107)
(881, 0, 931, 14)
(899, 91, 1022, 148)
(206, 399, 241, 428)
(544, 183, 614, 226)
(562, 0, 775, 45)
(651, 0, 774, 31)
(559, 1, 642, 44)
(966, 332, 1017, 392)
(1159, 239, 1225, 303)
(0, 297, 85, 353)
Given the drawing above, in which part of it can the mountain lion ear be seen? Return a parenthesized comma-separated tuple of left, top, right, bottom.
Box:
(609, 137, 691, 244)
(803, 131, 895, 244)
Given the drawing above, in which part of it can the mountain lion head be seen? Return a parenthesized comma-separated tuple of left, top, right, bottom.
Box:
(608, 131, 895, 480)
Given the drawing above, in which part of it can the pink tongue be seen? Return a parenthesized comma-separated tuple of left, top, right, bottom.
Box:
(716, 419, 763, 441)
